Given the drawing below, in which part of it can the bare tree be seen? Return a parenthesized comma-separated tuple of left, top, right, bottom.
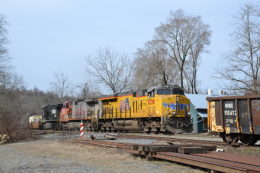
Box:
(217, 4, 260, 94)
(76, 82, 101, 99)
(186, 27, 211, 94)
(155, 10, 211, 92)
(50, 72, 71, 102)
(76, 82, 90, 99)
(86, 48, 133, 93)
(0, 15, 8, 63)
(0, 15, 11, 88)
(133, 40, 178, 89)
(0, 15, 36, 142)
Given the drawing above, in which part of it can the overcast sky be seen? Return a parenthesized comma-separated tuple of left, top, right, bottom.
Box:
(0, 0, 256, 94)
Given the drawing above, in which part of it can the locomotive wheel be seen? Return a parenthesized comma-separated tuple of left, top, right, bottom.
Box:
(164, 130, 171, 135)
(144, 127, 151, 134)
(138, 123, 145, 131)
(154, 128, 160, 134)
(240, 135, 257, 146)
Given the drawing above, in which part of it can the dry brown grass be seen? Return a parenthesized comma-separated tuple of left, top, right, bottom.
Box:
(9, 139, 205, 173)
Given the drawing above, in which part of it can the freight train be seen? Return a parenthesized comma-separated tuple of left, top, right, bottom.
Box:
(207, 95, 260, 145)
(30, 85, 193, 134)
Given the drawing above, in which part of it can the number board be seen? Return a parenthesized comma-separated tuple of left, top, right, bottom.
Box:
(223, 101, 237, 128)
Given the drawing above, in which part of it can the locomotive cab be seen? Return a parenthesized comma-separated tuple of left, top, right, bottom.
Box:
(146, 85, 192, 133)
(42, 104, 63, 130)
(147, 85, 190, 117)
(60, 101, 72, 122)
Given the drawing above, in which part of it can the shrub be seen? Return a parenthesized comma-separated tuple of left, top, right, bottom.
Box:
(0, 89, 32, 143)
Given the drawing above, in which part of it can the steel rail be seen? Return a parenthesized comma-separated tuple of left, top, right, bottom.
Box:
(74, 139, 260, 173)
(115, 134, 260, 148)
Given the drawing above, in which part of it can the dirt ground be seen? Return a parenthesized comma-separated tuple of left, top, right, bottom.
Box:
(0, 133, 205, 173)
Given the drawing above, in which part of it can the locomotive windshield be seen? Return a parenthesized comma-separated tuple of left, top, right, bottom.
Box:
(157, 87, 184, 95)
(157, 89, 172, 95)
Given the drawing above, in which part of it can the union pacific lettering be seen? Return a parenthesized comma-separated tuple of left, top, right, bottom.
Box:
(162, 103, 188, 110)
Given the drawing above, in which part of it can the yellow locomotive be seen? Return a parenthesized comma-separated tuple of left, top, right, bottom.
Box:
(98, 85, 192, 134)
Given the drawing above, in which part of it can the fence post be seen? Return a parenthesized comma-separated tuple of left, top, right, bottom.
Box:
(80, 121, 84, 138)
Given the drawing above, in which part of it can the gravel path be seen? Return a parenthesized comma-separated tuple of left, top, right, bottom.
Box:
(0, 133, 205, 173)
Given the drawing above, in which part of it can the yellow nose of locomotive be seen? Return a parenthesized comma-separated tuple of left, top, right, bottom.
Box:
(161, 95, 190, 117)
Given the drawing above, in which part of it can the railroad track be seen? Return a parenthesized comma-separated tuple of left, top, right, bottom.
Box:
(34, 129, 260, 148)
(115, 133, 260, 148)
(117, 134, 225, 145)
(74, 138, 260, 173)
(35, 129, 260, 148)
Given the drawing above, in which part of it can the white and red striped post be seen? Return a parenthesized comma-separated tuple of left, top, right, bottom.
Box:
(80, 121, 84, 138)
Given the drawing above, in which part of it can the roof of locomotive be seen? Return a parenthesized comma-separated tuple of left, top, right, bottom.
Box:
(98, 85, 184, 100)
(85, 98, 99, 103)
(73, 98, 99, 103)
(98, 92, 132, 100)
(42, 103, 63, 110)
(147, 85, 182, 92)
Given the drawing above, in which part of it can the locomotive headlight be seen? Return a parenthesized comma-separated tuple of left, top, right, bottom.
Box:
(176, 96, 179, 102)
